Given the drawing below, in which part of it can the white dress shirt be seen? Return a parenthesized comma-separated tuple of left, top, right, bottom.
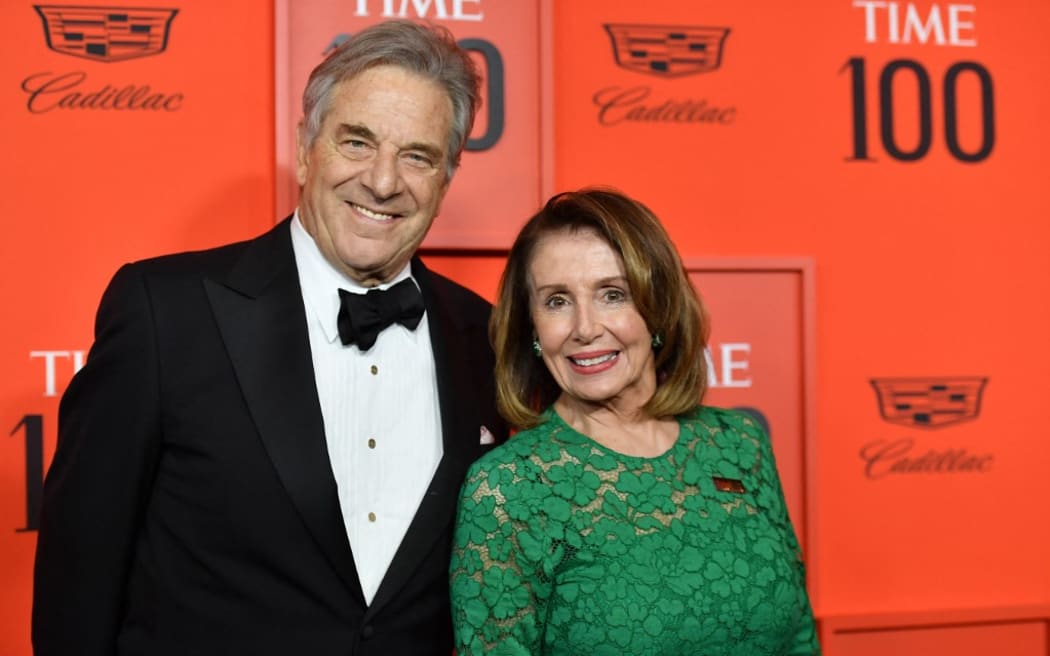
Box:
(289, 212, 443, 604)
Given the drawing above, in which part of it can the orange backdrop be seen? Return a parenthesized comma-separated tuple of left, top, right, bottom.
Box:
(543, 1, 1050, 651)
(2, 1, 275, 651)
(2, 1, 1048, 654)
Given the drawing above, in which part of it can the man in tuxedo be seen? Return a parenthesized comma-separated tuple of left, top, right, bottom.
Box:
(32, 20, 506, 656)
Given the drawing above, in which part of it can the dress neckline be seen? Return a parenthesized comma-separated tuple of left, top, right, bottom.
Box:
(543, 406, 687, 463)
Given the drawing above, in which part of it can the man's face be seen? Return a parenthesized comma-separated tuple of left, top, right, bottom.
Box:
(297, 65, 454, 286)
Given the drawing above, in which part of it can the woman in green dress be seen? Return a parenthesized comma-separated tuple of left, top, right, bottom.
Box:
(450, 188, 819, 655)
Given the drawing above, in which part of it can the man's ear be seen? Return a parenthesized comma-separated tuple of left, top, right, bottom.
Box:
(431, 176, 452, 219)
(295, 121, 309, 186)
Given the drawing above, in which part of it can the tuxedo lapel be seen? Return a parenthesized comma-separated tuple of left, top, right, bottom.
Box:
(203, 219, 365, 604)
(367, 258, 487, 614)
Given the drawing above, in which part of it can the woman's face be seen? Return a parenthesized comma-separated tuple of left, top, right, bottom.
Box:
(527, 228, 657, 413)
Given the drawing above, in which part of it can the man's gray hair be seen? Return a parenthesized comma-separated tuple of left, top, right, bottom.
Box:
(301, 20, 481, 181)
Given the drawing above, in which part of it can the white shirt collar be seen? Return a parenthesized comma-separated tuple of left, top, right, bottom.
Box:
(289, 210, 415, 345)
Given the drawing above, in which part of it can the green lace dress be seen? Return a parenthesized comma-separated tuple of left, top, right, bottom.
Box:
(450, 406, 819, 655)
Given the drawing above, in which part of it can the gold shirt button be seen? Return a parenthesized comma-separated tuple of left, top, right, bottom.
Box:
(367, 438, 376, 449)
(368, 512, 376, 522)
(370, 365, 378, 375)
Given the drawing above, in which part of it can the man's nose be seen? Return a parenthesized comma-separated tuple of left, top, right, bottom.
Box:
(361, 148, 403, 199)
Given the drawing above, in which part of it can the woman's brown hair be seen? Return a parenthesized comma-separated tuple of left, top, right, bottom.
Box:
(491, 187, 710, 428)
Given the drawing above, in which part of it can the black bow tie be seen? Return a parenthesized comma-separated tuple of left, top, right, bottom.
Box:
(337, 279, 425, 351)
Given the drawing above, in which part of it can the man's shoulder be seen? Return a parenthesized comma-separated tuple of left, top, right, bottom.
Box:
(418, 263, 490, 305)
(414, 259, 493, 314)
(130, 239, 248, 275)
(123, 220, 289, 281)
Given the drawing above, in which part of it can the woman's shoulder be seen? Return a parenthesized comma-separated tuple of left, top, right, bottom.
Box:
(683, 405, 768, 437)
(459, 419, 574, 511)
(680, 405, 773, 464)
(466, 417, 560, 475)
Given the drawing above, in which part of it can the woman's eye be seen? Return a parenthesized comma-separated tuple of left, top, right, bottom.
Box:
(544, 295, 568, 309)
(603, 288, 627, 303)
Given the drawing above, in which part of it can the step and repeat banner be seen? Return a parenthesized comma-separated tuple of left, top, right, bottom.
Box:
(2, 2, 276, 652)
(543, 1, 1049, 653)
(2, 1, 1048, 654)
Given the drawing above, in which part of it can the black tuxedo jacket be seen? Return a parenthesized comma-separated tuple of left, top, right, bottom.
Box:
(32, 218, 507, 655)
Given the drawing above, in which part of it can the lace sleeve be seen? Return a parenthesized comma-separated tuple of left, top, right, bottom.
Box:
(737, 412, 822, 655)
(450, 454, 552, 655)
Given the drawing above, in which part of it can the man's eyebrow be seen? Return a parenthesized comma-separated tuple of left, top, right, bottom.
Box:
(334, 123, 377, 141)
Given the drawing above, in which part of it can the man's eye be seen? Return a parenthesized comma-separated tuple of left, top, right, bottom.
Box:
(339, 139, 371, 154)
(404, 152, 435, 168)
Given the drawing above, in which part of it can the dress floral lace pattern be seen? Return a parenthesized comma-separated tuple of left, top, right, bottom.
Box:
(450, 406, 819, 655)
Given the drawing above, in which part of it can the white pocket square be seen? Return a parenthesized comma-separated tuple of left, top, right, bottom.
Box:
(479, 425, 495, 445)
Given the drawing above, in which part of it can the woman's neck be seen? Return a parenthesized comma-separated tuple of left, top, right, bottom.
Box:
(554, 396, 678, 458)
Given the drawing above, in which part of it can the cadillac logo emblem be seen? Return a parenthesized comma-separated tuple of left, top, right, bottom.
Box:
(604, 23, 731, 78)
(870, 377, 988, 429)
(34, 5, 178, 62)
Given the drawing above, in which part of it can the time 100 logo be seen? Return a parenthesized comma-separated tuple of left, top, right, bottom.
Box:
(843, 57, 994, 163)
